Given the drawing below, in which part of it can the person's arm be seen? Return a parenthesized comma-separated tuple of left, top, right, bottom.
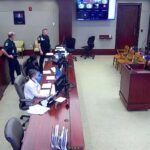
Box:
(29, 83, 49, 98)
(1, 49, 13, 58)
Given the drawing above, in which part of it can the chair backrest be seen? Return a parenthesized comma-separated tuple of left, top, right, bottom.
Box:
(4, 117, 24, 150)
(34, 40, 39, 48)
(64, 37, 76, 49)
(14, 41, 24, 48)
(20, 58, 28, 76)
(14, 75, 26, 99)
(87, 36, 95, 49)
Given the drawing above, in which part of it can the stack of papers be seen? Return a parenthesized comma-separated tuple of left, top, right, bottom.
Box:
(51, 84, 56, 95)
(39, 89, 50, 96)
(27, 104, 50, 115)
(43, 70, 51, 75)
(55, 97, 66, 103)
(42, 83, 52, 89)
(51, 67, 56, 73)
(46, 76, 55, 80)
(46, 52, 53, 56)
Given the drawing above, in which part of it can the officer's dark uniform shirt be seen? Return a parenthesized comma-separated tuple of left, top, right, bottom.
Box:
(4, 39, 17, 57)
(38, 35, 51, 54)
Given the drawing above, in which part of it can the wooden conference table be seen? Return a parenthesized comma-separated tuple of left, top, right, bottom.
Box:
(21, 55, 85, 150)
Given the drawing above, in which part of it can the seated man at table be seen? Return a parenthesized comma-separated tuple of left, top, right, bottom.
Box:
(24, 69, 49, 100)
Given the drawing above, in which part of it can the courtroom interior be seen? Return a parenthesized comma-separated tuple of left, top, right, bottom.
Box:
(0, 0, 150, 150)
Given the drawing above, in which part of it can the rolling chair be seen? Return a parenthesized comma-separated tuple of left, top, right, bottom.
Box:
(81, 36, 95, 59)
(4, 117, 24, 150)
(20, 57, 28, 77)
(14, 75, 31, 127)
(63, 37, 77, 61)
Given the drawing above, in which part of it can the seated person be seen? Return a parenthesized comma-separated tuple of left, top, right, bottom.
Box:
(24, 69, 49, 99)
(25, 55, 40, 75)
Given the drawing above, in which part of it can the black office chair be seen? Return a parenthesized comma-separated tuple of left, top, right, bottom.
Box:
(20, 58, 28, 77)
(4, 117, 24, 150)
(81, 36, 95, 59)
(14, 75, 31, 127)
(63, 37, 77, 61)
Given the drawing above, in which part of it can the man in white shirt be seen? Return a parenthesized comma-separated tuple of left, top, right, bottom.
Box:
(24, 69, 49, 99)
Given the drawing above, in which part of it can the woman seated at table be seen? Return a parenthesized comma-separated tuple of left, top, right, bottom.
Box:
(24, 69, 49, 100)
(25, 55, 40, 75)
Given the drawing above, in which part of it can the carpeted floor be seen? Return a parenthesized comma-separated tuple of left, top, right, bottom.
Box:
(1, 56, 150, 150)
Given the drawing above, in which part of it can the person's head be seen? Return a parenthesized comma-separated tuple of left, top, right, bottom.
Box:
(28, 69, 37, 80)
(42, 28, 48, 36)
(8, 32, 15, 40)
(29, 55, 37, 64)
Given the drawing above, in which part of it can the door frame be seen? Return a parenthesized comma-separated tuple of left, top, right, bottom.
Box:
(147, 16, 150, 49)
(115, 3, 142, 49)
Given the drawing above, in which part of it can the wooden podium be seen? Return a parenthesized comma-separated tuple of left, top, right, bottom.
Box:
(119, 64, 150, 110)
(0, 55, 10, 100)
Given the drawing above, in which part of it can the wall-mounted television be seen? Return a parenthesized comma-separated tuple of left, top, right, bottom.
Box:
(76, 0, 116, 21)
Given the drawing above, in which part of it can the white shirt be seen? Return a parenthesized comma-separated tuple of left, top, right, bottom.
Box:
(24, 79, 45, 99)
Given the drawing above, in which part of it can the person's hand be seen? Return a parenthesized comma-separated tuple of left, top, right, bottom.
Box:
(40, 51, 43, 55)
(8, 55, 13, 59)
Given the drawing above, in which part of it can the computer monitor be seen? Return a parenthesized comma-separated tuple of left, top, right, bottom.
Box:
(40, 94, 57, 107)
(55, 74, 67, 96)
(52, 53, 66, 69)
(55, 67, 62, 79)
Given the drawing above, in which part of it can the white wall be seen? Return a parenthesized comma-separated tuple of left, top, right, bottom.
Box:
(0, 0, 59, 49)
(72, 0, 150, 49)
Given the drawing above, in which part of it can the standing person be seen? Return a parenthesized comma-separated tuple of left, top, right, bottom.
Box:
(38, 28, 51, 72)
(4, 32, 21, 84)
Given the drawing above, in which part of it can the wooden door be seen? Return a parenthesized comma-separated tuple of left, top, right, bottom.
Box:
(147, 16, 150, 50)
(116, 4, 141, 49)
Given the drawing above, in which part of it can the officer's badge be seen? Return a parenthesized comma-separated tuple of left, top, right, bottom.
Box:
(5, 43, 8, 46)
(41, 37, 44, 41)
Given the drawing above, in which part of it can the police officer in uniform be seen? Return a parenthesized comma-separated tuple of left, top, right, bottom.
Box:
(4, 32, 21, 84)
(38, 28, 51, 72)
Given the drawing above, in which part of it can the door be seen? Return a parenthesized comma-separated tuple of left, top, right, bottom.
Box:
(147, 16, 150, 50)
(116, 4, 141, 49)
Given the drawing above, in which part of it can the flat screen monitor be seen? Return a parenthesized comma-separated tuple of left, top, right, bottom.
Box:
(55, 74, 66, 95)
(76, 0, 116, 20)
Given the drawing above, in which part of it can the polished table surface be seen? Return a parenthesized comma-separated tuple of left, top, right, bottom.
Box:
(21, 55, 85, 150)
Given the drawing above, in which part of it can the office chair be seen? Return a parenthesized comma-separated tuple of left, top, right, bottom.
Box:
(63, 37, 77, 61)
(14, 75, 31, 127)
(4, 117, 24, 150)
(81, 36, 95, 59)
(20, 57, 28, 77)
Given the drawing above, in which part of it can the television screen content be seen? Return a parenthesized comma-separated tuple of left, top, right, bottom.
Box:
(76, 0, 116, 20)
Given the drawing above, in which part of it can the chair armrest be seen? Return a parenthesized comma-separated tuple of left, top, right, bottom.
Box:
(20, 98, 32, 102)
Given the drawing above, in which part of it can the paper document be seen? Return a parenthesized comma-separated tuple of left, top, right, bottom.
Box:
(46, 52, 53, 56)
(46, 76, 55, 80)
(42, 83, 52, 89)
(39, 89, 50, 96)
(27, 104, 50, 115)
(55, 97, 66, 103)
(51, 84, 56, 95)
(51, 67, 56, 73)
(43, 70, 51, 75)
(41, 100, 48, 107)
